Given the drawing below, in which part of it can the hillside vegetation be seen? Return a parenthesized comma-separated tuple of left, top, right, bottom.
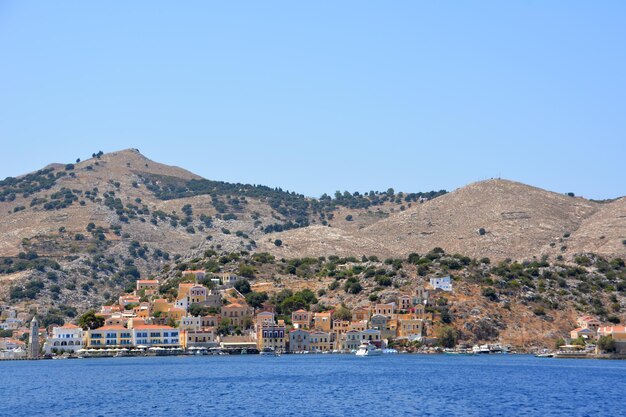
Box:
(0, 148, 625, 344)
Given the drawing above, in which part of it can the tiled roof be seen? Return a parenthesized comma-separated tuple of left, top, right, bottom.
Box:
(133, 325, 175, 330)
(94, 325, 127, 331)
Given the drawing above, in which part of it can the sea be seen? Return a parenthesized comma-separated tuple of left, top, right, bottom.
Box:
(1, 354, 625, 417)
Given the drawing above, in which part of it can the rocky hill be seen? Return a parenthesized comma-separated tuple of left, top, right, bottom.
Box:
(0, 148, 624, 339)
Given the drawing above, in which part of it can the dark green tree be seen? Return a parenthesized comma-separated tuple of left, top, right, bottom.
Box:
(77, 310, 104, 330)
(234, 278, 251, 294)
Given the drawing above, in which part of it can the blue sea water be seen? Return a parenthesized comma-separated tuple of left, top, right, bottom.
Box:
(1, 354, 625, 417)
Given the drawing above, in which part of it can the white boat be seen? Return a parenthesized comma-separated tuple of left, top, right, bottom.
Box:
(355, 342, 382, 357)
(260, 347, 278, 356)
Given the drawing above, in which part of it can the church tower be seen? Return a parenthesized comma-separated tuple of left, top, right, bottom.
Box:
(29, 316, 39, 359)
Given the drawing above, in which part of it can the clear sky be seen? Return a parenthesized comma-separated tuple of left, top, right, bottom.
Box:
(0, 1, 624, 199)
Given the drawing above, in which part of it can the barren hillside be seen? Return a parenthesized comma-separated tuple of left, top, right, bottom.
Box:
(1, 149, 624, 318)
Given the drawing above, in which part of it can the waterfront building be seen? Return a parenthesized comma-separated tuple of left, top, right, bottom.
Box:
(309, 331, 331, 352)
(183, 328, 216, 348)
(259, 322, 286, 352)
(360, 329, 382, 347)
(289, 329, 310, 352)
(44, 324, 85, 354)
(343, 330, 362, 351)
(570, 327, 596, 340)
(133, 325, 180, 347)
(86, 325, 132, 348)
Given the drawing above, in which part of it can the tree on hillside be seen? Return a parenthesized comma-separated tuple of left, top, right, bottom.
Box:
(554, 338, 566, 350)
(189, 303, 211, 317)
(234, 278, 251, 295)
(437, 326, 458, 348)
(238, 264, 256, 279)
(333, 305, 352, 321)
(77, 310, 104, 330)
(245, 291, 269, 309)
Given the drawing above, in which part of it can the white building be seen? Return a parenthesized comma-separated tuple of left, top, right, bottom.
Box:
(430, 276, 452, 292)
(44, 324, 85, 354)
(0, 318, 23, 330)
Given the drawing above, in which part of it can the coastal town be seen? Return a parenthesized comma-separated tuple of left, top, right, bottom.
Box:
(1, 270, 624, 360)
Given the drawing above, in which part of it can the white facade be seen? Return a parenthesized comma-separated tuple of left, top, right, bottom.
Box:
(430, 276, 452, 292)
(44, 324, 85, 354)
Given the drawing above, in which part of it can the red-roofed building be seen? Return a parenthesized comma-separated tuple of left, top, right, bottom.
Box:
(570, 327, 596, 340)
(136, 279, 160, 294)
(221, 303, 252, 328)
(577, 316, 601, 332)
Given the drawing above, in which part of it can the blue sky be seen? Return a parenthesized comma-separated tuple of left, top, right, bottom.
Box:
(0, 1, 624, 199)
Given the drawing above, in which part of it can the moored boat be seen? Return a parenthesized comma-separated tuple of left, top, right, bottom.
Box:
(355, 342, 382, 357)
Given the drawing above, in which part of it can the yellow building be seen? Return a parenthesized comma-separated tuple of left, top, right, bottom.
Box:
(309, 331, 332, 352)
(350, 320, 368, 332)
(351, 306, 371, 322)
(166, 307, 185, 322)
(152, 299, 172, 314)
(221, 303, 253, 328)
(183, 328, 216, 348)
(136, 279, 160, 293)
(398, 318, 423, 338)
(314, 311, 333, 332)
(375, 303, 395, 318)
(86, 325, 132, 348)
(292, 309, 313, 329)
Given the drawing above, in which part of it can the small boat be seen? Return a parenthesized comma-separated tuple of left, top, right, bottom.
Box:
(260, 347, 278, 356)
(535, 352, 554, 358)
(355, 342, 382, 357)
